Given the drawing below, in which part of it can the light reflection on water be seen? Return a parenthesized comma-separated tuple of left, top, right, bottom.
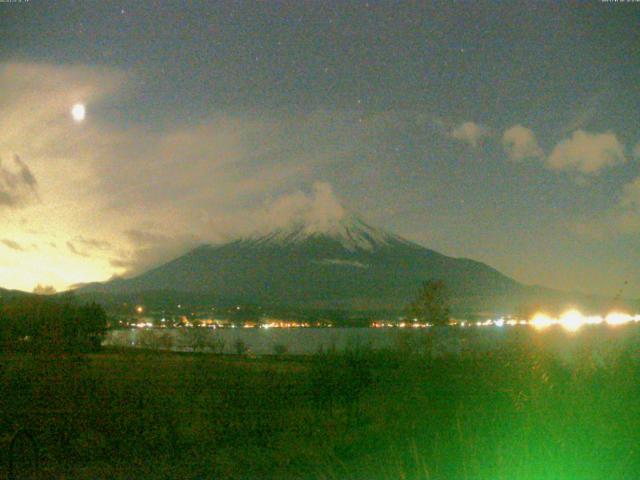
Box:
(104, 324, 640, 365)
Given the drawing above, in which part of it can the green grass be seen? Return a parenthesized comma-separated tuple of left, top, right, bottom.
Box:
(1, 332, 640, 479)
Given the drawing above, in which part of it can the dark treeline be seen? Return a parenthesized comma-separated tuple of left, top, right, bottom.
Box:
(0, 294, 107, 352)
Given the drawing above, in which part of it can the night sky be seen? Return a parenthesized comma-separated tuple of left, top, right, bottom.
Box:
(0, 0, 639, 296)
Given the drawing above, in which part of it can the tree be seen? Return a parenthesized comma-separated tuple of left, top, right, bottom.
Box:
(233, 338, 248, 355)
(0, 296, 108, 352)
(180, 327, 226, 353)
(406, 280, 450, 326)
(76, 302, 108, 352)
(272, 343, 288, 357)
(180, 327, 209, 353)
(157, 331, 175, 351)
(33, 284, 57, 295)
(137, 329, 161, 350)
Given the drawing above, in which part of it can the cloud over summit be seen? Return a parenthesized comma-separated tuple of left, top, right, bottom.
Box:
(260, 182, 346, 232)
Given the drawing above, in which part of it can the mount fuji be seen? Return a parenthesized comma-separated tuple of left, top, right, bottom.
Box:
(77, 213, 528, 313)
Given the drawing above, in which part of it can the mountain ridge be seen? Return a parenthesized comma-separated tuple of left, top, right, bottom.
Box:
(76, 214, 529, 314)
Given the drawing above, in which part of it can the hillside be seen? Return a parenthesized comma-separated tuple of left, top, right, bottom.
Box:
(77, 215, 527, 313)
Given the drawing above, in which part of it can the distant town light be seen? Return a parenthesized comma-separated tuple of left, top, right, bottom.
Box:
(559, 309, 584, 332)
(531, 313, 553, 330)
(606, 312, 632, 326)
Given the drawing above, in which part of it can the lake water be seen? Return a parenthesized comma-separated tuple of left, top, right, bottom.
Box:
(104, 324, 640, 365)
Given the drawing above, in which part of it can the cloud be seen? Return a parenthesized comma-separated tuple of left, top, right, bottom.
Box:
(502, 125, 543, 161)
(0, 62, 338, 288)
(109, 229, 201, 277)
(123, 229, 167, 246)
(72, 236, 113, 251)
(0, 154, 39, 208)
(450, 122, 489, 148)
(110, 182, 352, 276)
(259, 182, 346, 231)
(0, 62, 126, 148)
(547, 130, 626, 174)
(0, 61, 451, 290)
(2, 239, 24, 251)
(65, 235, 116, 261)
(66, 241, 91, 257)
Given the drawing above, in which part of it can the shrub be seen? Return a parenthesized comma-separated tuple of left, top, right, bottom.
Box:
(272, 343, 288, 356)
(233, 339, 248, 355)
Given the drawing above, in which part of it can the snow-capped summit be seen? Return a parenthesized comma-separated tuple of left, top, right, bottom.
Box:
(245, 213, 401, 252)
(74, 184, 595, 314)
(242, 182, 407, 251)
(76, 184, 524, 310)
(78, 205, 523, 313)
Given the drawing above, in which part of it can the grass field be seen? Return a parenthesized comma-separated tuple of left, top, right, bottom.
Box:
(1, 328, 640, 479)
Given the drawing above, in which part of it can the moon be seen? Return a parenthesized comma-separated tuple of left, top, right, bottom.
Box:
(71, 103, 86, 122)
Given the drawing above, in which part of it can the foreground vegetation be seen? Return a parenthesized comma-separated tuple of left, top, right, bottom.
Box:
(0, 294, 107, 353)
(1, 328, 640, 479)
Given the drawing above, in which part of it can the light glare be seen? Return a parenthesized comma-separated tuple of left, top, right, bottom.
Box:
(71, 103, 86, 122)
(531, 313, 554, 330)
(559, 309, 584, 332)
(605, 312, 631, 326)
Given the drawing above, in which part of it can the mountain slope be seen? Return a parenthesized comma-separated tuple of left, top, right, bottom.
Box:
(78, 215, 524, 311)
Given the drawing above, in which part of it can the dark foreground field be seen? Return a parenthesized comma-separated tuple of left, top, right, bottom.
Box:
(1, 329, 640, 479)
